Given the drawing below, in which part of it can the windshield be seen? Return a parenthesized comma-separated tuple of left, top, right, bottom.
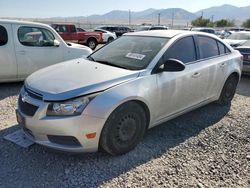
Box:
(136, 26, 151, 31)
(89, 36, 169, 70)
(227, 33, 250, 40)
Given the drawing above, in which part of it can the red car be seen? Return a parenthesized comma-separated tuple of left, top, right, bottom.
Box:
(52, 24, 102, 50)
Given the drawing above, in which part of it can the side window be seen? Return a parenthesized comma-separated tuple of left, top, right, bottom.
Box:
(70, 25, 76, 32)
(217, 41, 229, 55)
(164, 36, 196, 64)
(198, 36, 219, 59)
(0, 25, 8, 46)
(58, 25, 67, 32)
(18, 26, 55, 47)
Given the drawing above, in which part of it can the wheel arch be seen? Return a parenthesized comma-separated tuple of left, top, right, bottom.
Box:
(87, 37, 98, 43)
(102, 98, 151, 130)
(216, 71, 240, 100)
(129, 99, 151, 129)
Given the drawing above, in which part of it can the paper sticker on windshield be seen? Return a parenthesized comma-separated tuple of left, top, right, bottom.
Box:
(126, 53, 146, 60)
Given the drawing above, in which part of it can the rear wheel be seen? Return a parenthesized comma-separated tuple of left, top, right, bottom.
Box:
(100, 102, 147, 155)
(107, 37, 114, 43)
(217, 75, 238, 105)
(87, 38, 97, 50)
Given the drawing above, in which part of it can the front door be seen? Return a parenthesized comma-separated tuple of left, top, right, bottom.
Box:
(12, 24, 63, 79)
(155, 36, 209, 121)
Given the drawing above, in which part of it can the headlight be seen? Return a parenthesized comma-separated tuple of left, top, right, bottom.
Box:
(47, 94, 97, 116)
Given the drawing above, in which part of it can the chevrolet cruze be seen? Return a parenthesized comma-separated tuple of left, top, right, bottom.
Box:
(16, 30, 242, 155)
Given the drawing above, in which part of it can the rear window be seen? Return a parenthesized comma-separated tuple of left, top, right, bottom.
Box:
(217, 41, 230, 55)
(70, 25, 76, 32)
(198, 36, 219, 59)
(0, 25, 8, 46)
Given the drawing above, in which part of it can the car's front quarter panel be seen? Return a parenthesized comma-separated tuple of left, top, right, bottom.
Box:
(83, 74, 159, 127)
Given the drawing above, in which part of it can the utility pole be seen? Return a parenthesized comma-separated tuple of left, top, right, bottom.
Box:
(158, 13, 161, 25)
(211, 15, 214, 23)
(201, 11, 204, 19)
(129, 9, 131, 25)
(171, 12, 174, 28)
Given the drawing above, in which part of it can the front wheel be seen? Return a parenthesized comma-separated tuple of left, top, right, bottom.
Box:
(217, 75, 238, 105)
(100, 102, 147, 155)
(87, 39, 97, 50)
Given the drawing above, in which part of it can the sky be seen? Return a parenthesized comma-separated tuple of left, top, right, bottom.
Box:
(0, 0, 249, 18)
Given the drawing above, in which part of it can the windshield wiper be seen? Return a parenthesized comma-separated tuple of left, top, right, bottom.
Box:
(95, 60, 130, 70)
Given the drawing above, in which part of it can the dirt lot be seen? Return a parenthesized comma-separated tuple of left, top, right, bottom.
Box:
(0, 76, 249, 188)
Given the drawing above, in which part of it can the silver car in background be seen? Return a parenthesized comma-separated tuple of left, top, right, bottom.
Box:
(16, 30, 243, 155)
(235, 39, 250, 74)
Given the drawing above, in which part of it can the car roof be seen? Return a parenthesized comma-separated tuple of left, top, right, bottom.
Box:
(124, 30, 209, 38)
(0, 19, 49, 27)
(94, 28, 109, 32)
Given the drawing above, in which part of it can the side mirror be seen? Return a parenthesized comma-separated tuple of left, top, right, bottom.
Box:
(53, 39, 60, 47)
(158, 58, 185, 72)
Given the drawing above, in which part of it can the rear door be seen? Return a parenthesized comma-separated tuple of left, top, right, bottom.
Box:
(0, 23, 17, 81)
(68, 25, 78, 43)
(13, 24, 63, 79)
(196, 35, 228, 99)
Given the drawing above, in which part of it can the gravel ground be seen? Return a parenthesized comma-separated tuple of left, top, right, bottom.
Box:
(0, 76, 249, 188)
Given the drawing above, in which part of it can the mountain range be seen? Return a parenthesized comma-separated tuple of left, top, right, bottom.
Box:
(7, 4, 250, 26)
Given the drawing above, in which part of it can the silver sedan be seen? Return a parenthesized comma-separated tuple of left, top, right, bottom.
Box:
(16, 30, 243, 155)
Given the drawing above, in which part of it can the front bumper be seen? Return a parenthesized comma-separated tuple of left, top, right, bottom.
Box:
(17, 90, 106, 153)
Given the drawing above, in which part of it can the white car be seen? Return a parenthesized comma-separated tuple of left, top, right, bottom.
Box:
(223, 31, 250, 48)
(0, 19, 92, 83)
(94, 29, 117, 43)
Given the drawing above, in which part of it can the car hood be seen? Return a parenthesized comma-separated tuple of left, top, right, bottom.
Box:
(25, 59, 140, 101)
(223, 39, 247, 46)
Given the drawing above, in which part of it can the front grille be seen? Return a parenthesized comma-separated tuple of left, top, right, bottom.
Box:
(24, 86, 43, 100)
(18, 96, 39, 116)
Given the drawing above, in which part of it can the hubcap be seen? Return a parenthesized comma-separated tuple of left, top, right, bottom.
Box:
(117, 115, 137, 142)
(225, 82, 234, 98)
(89, 41, 96, 49)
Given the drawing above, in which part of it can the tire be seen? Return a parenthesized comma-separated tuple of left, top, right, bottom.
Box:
(100, 102, 147, 155)
(217, 75, 238, 105)
(87, 38, 97, 50)
(107, 37, 114, 43)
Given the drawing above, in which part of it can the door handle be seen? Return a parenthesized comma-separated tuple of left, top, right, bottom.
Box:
(192, 72, 201, 78)
(17, 50, 26, 55)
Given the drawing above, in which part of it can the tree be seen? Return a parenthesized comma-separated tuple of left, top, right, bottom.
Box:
(191, 17, 213, 27)
(215, 19, 235, 27)
(242, 19, 250, 28)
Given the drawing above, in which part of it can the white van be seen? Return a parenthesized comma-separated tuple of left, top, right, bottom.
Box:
(0, 19, 92, 82)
